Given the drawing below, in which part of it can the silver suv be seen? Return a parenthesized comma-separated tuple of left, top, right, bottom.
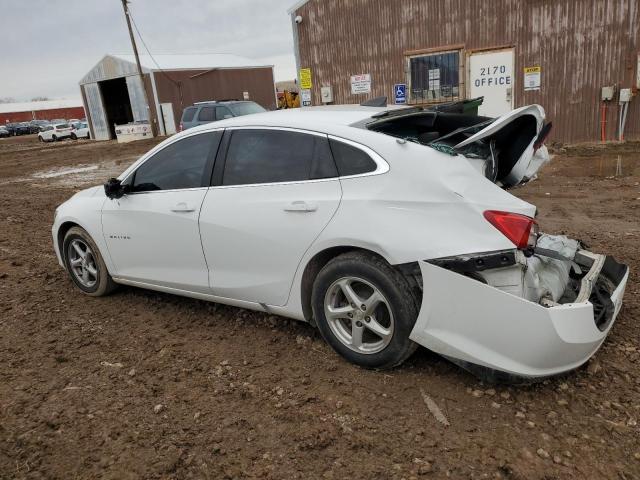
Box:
(179, 100, 266, 131)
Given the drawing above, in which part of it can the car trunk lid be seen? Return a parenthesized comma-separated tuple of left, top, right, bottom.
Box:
(453, 105, 552, 188)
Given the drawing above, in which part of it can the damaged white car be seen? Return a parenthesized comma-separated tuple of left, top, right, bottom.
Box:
(52, 100, 629, 382)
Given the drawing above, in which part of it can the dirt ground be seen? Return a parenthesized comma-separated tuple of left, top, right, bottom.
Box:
(0, 134, 638, 480)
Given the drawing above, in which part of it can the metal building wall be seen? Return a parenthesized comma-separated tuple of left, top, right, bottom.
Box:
(153, 67, 277, 131)
(126, 75, 149, 122)
(83, 83, 110, 141)
(292, 0, 640, 144)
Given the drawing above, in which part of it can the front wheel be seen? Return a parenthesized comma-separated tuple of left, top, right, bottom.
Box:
(62, 227, 117, 296)
(311, 251, 419, 369)
(52, 134, 57, 142)
(71, 133, 77, 140)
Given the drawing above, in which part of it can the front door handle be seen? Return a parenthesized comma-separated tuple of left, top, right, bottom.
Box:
(283, 200, 317, 212)
(171, 202, 196, 213)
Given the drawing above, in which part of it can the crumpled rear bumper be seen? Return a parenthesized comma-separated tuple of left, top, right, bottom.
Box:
(409, 256, 628, 380)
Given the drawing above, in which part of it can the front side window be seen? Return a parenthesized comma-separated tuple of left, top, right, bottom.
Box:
(215, 106, 233, 120)
(197, 106, 215, 122)
(222, 129, 337, 186)
(328, 139, 377, 176)
(408, 50, 461, 104)
(132, 132, 220, 192)
(228, 102, 266, 116)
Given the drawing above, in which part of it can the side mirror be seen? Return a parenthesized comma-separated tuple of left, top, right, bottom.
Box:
(104, 178, 129, 199)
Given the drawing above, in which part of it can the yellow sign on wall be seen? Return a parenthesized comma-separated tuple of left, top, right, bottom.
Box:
(524, 66, 541, 91)
(299, 68, 312, 89)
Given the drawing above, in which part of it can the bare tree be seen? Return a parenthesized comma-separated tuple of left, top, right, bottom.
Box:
(0, 97, 16, 104)
(30, 96, 50, 102)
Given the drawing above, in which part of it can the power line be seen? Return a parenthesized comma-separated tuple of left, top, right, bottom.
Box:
(127, 7, 181, 88)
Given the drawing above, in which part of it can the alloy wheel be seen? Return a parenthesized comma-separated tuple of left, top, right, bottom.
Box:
(67, 239, 98, 288)
(324, 276, 394, 354)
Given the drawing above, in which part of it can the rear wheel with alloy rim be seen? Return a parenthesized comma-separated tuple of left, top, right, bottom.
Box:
(312, 251, 419, 369)
(62, 226, 117, 296)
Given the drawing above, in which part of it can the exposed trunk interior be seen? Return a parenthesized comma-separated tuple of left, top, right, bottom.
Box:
(365, 108, 541, 186)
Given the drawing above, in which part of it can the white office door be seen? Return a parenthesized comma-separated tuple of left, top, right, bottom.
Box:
(161, 103, 177, 135)
(468, 49, 514, 117)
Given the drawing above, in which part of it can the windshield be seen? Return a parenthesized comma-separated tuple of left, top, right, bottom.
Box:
(56, 124, 70, 129)
(229, 102, 266, 116)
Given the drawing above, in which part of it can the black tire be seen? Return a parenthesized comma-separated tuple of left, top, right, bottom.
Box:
(62, 226, 117, 296)
(71, 133, 77, 140)
(311, 251, 419, 369)
(38, 136, 44, 142)
(52, 134, 57, 142)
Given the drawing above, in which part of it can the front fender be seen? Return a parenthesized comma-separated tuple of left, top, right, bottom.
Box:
(52, 189, 111, 273)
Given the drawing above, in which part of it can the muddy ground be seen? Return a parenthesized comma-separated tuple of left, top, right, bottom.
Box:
(0, 134, 638, 480)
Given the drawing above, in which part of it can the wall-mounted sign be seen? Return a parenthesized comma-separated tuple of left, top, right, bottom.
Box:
(300, 68, 312, 89)
(350, 74, 371, 94)
(524, 66, 541, 91)
(300, 89, 312, 107)
(394, 83, 406, 104)
(243, 91, 250, 100)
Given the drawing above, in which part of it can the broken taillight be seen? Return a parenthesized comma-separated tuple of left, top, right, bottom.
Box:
(533, 122, 553, 152)
(483, 210, 538, 249)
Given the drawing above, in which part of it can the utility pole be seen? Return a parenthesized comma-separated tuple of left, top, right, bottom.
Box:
(120, 0, 157, 136)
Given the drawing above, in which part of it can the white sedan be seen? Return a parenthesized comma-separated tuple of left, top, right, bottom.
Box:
(51, 102, 628, 381)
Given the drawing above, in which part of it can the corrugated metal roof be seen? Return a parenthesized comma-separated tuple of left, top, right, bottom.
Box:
(110, 53, 272, 71)
(0, 98, 82, 114)
(79, 53, 273, 85)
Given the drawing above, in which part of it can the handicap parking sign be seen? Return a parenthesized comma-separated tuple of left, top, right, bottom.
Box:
(394, 83, 406, 104)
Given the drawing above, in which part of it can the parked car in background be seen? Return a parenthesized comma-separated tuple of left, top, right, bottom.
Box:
(13, 122, 31, 135)
(6, 123, 30, 135)
(71, 121, 90, 140)
(179, 100, 266, 131)
(29, 120, 50, 134)
(38, 123, 73, 142)
(51, 103, 628, 382)
(0, 126, 9, 138)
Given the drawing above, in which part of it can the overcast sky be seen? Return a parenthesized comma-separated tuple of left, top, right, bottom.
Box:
(0, 0, 297, 102)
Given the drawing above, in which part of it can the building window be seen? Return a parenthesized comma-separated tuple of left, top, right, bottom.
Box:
(407, 50, 462, 104)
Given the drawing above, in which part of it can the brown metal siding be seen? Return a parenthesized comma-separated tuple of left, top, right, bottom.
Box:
(294, 0, 640, 143)
(153, 67, 276, 130)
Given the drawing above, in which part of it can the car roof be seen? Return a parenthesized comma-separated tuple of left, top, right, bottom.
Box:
(191, 100, 257, 106)
(188, 104, 410, 134)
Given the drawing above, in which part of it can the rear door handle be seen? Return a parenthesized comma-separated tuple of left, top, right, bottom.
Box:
(171, 202, 196, 213)
(283, 200, 317, 212)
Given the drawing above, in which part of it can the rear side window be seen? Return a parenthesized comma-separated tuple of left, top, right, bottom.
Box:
(197, 106, 215, 122)
(222, 129, 337, 186)
(181, 107, 196, 122)
(329, 139, 377, 176)
(132, 132, 220, 192)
